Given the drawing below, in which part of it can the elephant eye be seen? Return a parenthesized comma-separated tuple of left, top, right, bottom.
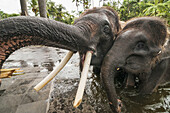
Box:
(103, 25, 110, 34)
(135, 42, 146, 50)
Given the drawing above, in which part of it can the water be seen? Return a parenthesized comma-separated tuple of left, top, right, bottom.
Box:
(84, 74, 170, 113)
(2, 46, 170, 113)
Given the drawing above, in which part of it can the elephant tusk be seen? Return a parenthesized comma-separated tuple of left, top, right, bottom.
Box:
(73, 51, 92, 108)
(34, 51, 74, 91)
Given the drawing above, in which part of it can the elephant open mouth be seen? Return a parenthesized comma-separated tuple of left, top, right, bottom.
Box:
(114, 67, 145, 90)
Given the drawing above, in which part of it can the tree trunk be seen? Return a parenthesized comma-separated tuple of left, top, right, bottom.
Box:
(38, 0, 47, 18)
(20, 0, 29, 16)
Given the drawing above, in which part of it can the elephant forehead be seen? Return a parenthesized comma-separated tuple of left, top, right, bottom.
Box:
(119, 29, 148, 41)
(81, 7, 118, 20)
(82, 13, 109, 24)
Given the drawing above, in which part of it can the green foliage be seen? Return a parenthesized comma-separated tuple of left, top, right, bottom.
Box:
(72, 0, 91, 10)
(104, 0, 150, 21)
(46, 0, 75, 24)
(104, 0, 170, 26)
(1, 0, 169, 25)
(119, 0, 146, 21)
(27, 0, 75, 24)
(28, 0, 39, 16)
(0, 10, 19, 20)
(143, 0, 170, 25)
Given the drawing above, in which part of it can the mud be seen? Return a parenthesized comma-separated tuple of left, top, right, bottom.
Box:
(0, 46, 170, 113)
(48, 72, 170, 113)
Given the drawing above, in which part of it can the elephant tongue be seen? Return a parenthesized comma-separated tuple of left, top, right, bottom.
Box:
(125, 73, 140, 89)
(126, 74, 135, 87)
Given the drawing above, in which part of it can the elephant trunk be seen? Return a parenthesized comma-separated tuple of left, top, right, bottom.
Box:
(101, 63, 118, 112)
(0, 16, 89, 68)
(101, 44, 125, 113)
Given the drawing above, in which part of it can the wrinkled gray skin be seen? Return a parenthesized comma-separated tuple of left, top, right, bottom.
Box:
(0, 7, 121, 70)
(0, 7, 122, 112)
(101, 17, 170, 113)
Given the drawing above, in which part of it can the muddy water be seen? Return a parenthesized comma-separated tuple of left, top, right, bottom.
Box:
(2, 46, 170, 113)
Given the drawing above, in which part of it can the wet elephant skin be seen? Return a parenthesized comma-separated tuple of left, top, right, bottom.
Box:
(0, 7, 121, 70)
(101, 17, 170, 112)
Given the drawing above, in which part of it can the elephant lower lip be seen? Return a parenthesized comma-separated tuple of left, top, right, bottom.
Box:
(90, 55, 102, 66)
(81, 53, 102, 70)
(81, 54, 85, 68)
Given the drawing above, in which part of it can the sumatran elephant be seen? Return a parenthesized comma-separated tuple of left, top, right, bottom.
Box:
(101, 17, 170, 112)
(0, 7, 121, 73)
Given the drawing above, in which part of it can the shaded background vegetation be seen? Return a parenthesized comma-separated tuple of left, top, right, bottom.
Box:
(0, 0, 169, 25)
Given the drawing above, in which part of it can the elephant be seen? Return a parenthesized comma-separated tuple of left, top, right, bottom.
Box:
(0, 6, 121, 72)
(0, 6, 122, 111)
(101, 17, 170, 112)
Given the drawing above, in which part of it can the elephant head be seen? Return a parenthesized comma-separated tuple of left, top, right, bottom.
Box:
(0, 7, 121, 72)
(101, 17, 168, 112)
(77, 7, 121, 73)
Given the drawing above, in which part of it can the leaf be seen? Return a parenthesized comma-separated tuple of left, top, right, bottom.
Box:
(145, 3, 154, 6)
(154, 0, 158, 5)
(164, 1, 170, 7)
(156, 12, 166, 16)
(157, 4, 166, 12)
(143, 6, 153, 15)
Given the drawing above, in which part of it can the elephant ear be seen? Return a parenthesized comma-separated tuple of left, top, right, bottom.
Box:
(140, 57, 170, 94)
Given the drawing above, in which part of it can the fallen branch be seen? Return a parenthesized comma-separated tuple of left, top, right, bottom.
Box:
(0, 68, 23, 78)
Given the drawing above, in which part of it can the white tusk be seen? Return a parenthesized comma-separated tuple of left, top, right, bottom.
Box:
(73, 51, 92, 108)
(34, 51, 74, 91)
